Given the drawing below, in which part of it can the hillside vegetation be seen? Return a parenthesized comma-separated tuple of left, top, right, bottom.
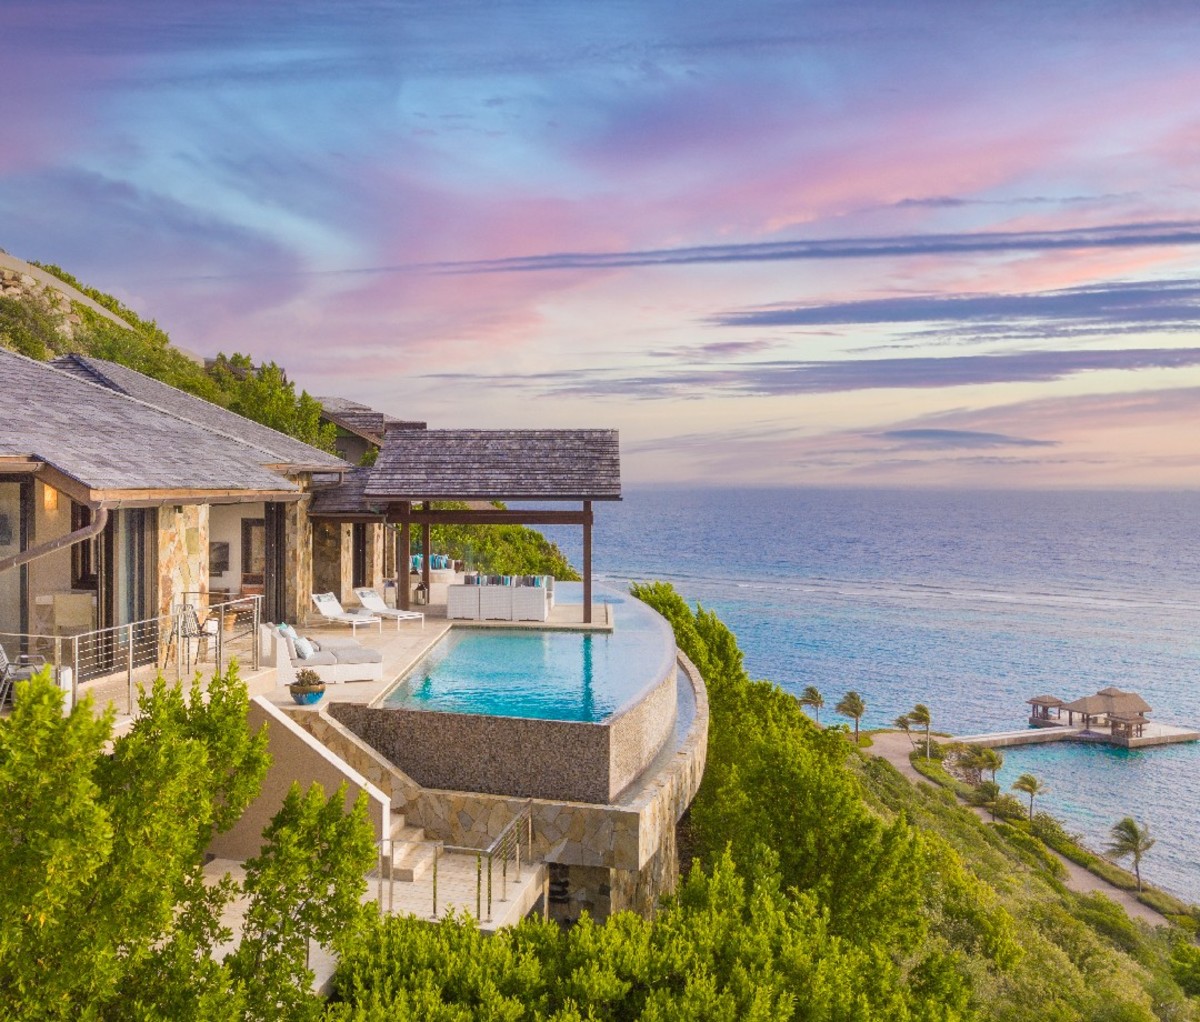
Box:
(325, 583, 1200, 1021)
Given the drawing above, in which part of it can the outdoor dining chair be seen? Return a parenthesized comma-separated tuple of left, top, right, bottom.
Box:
(0, 643, 47, 709)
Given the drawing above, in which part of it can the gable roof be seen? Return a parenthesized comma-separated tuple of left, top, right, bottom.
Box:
(364, 429, 621, 501)
(316, 395, 426, 445)
(0, 350, 337, 501)
(52, 354, 345, 471)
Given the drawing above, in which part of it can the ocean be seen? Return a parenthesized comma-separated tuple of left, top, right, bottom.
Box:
(539, 487, 1200, 902)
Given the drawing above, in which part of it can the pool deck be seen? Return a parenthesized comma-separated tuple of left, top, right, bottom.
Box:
(952, 721, 1200, 749)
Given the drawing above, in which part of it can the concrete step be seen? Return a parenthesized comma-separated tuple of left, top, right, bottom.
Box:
(391, 840, 439, 883)
(391, 822, 425, 844)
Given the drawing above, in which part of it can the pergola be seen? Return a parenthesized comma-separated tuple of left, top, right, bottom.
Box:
(309, 429, 621, 624)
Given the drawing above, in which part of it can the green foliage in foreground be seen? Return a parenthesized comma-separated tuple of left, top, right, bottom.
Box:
(329, 850, 963, 1022)
(0, 669, 375, 1021)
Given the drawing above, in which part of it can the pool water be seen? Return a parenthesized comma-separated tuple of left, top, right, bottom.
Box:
(382, 583, 676, 722)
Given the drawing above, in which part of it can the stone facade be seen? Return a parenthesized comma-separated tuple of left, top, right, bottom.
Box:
(310, 519, 388, 608)
(290, 653, 709, 922)
(157, 504, 208, 619)
(284, 488, 313, 626)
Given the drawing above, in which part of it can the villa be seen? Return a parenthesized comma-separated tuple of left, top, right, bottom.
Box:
(0, 348, 708, 934)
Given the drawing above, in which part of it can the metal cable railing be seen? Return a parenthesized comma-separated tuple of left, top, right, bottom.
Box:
(0, 595, 262, 716)
(431, 799, 534, 922)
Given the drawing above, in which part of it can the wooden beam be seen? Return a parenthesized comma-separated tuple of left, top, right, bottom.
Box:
(583, 499, 592, 625)
(385, 508, 592, 526)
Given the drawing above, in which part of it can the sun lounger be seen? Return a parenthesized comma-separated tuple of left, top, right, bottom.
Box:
(352, 587, 425, 629)
(311, 592, 382, 635)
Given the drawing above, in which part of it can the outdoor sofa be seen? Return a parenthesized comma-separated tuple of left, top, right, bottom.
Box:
(260, 623, 384, 684)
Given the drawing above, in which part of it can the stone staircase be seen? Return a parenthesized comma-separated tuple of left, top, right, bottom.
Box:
(382, 809, 440, 883)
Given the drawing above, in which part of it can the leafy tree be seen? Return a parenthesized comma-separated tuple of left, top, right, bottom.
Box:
(228, 782, 377, 1021)
(798, 684, 824, 723)
(895, 712, 914, 747)
(0, 293, 61, 359)
(835, 689, 866, 742)
(1012, 773, 1049, 818)
(208, 354, 338, 454)
(909, 702, 933, 759)
(1107, 817, 1156, 891)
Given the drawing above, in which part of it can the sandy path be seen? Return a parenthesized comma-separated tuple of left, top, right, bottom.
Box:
(870, 731, 1168, 927)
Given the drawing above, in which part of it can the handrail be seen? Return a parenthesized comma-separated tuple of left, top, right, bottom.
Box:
(428, 800, 534, 922)
(0, 595, 262, 715)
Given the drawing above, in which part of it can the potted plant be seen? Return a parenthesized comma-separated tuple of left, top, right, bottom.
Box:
(288, 668, 326, 706)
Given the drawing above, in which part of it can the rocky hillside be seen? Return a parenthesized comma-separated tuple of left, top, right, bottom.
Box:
(0, 250, 133, 349)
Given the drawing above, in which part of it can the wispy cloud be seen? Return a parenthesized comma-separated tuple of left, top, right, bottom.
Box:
(425, 347, 1200, 399)
(417, 222, 1200, 276)
(878, 428, 1057, 449)
(713, 278, 1200, 329)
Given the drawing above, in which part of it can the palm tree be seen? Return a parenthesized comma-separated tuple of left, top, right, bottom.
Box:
(835, 690, 866, 743)
(894, 714, 914, 747)
(977, 780, 1001, 820)
(1107, 817, 1156, 891)
(799, 685, 824, 724)
(909, 703, 932, 759)
(1011, 773, 1048, 818)
(977, 746, 1004, 784)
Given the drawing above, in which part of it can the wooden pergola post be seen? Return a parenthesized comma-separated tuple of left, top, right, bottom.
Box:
(583, 500, 592, 625)
(421, 502, 431, 597)
(398, 501, 411, 611)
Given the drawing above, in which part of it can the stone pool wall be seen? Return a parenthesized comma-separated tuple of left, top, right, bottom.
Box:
(288, 652, 709, 922)
(327, 661, 678, 805)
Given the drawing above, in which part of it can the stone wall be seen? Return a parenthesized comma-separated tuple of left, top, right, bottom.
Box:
(157, 504, 208, 620)
(289, 652, 710, 922)
(328, 661, 677, 805)
(284, 486, 313, 626)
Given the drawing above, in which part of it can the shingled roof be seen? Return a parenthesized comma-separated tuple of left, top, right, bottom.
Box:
(52, 354, 345, 471)
(1062, 687, 1152, 718)
(364, 429, 621, 501)
(316, 395, 425, 445)
(309, 467, 384, 517)
(1, 350, 326, 499)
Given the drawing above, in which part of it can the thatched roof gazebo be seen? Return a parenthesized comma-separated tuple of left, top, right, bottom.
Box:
(1027, 695, 1064, 725)
(1060, 687, 1152, 728)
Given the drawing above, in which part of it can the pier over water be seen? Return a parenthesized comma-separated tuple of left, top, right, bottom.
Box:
(953, 685, 1199, 749)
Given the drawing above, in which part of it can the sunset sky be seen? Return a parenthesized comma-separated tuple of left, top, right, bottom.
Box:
(3, 0, 1199, 487)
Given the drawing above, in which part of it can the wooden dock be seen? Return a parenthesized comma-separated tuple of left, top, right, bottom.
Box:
(953, 721, 1200, 750)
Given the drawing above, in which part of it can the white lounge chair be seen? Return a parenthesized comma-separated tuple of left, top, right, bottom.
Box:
(353, 587, 425, 629)
(311, 592, 382, 635)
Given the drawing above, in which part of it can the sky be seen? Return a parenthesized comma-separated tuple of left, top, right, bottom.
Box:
(2, 0, 1199, 487)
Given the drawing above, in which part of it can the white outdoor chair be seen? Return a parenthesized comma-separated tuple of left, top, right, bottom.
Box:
(353, 587, 425, 629)
(310, 592, 382, 635)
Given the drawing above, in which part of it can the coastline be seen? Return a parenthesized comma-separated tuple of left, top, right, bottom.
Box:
(869, 730, 1179, 927)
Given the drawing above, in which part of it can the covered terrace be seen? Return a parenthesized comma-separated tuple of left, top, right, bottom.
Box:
(309, 429, 620, 624)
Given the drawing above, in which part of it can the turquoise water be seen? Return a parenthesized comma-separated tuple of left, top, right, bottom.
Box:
(537, 488, 1200, 901)
(383, 583, 675, 722)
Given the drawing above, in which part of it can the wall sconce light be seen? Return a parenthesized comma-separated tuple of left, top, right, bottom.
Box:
(43, 485, 59, 512)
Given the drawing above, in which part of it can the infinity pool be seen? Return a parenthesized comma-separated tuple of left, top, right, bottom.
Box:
(382, 583, 675, 722)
